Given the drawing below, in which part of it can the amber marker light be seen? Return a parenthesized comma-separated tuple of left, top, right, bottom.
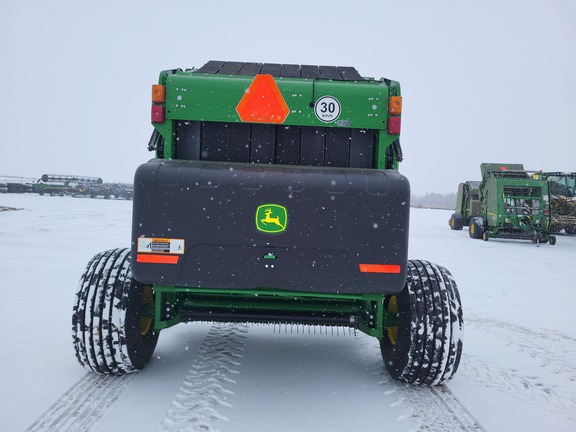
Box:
(388, 96, 402, 114)
(152, 84, 166, 103)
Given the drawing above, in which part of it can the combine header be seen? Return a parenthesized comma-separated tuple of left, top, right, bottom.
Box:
(72, 61, 463, 385)
(451, 163, 556, 244)
(34, 174, 133, 199)
(33, 174, 103, 196)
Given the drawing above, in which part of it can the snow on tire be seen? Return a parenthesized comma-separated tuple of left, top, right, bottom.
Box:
(72, 248, 159, 374)
(380, 259, 463, 385)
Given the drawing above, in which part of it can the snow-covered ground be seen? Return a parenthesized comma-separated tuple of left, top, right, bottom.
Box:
(0, 194, 575, 432)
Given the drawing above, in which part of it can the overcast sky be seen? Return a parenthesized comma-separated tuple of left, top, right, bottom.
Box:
(1, 0, 575, 195)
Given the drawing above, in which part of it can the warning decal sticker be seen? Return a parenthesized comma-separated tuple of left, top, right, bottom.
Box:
(137, 237, 185, 254)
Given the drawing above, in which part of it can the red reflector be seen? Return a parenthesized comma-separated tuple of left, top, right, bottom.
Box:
(359, 264, 401, 274)
(137, 254, 179, 264)
(387, 116, 401, 135)
(151, 105, 165, 123)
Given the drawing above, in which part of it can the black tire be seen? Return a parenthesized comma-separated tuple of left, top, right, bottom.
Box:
(381, 260, 463, 385)
(469, 217, 485, 239)
(449, 213, 464, 230)
(549, 235, 557, 245)
(72, 248, 159, 374)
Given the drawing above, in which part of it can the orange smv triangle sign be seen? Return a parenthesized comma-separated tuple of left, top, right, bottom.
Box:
(236, 74, 290, 124)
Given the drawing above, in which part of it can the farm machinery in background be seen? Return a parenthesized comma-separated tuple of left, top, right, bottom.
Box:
(72, 60, 463, 386)
(450, 163, 556, 244)
(534, 172, 576, 235)
(33, 174, 102, 196)
(0, 176, 35, 193)
(33, 174, 133, 199)
(448, 180, 481, 229)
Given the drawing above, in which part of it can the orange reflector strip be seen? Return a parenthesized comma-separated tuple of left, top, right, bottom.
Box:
(137, 254, 179, 264)
(152, 84, 166, 103)
(359, 264, 401, 274)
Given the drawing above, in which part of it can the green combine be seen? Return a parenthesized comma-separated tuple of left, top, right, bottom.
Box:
(451, 163, 556, 244)
(72, 61, 463, 385)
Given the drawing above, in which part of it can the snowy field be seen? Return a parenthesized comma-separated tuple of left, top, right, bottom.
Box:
(0, 193, 575, 432)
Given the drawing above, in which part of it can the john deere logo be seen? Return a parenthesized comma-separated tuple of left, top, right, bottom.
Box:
(256, 204, 287, 233)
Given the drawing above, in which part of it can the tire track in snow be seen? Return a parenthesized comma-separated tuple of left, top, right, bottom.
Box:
(462, 314, 576, 419)
(400, 385, 484, 432)
(25, 373, 134, 432)
(460, 354, 576, 419)
(467, 314, 576, 380)
(157, 324, 248, 432)
(356, 333, 485, 432)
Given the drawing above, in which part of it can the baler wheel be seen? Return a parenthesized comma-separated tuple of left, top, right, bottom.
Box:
(469, 217, 485, 239)
(72, 248, 159, 374)
(380, 260, 463, 385)
(449, 213, 464, 230)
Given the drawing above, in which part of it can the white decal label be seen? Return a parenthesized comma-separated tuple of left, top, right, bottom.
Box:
(137, 237, 185, 254)
(314, 96, 341, 123)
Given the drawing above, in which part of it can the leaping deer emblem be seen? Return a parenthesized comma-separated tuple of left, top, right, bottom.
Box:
(260, 208, 285, 229)
(256, 204, 287, 233)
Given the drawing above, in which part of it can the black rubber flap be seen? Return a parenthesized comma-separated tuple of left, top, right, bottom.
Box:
(132, 159, 410, 294)
(195, 61, 364, 80)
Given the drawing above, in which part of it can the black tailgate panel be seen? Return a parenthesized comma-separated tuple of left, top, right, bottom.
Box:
(131, 159, 410, 294)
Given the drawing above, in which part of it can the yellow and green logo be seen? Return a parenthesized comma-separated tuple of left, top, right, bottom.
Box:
(256, 204, 287, 233)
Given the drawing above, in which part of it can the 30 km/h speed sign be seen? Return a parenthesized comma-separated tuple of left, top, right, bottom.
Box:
(314, 96, 341, 123)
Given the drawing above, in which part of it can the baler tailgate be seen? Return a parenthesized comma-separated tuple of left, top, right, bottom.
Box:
(132, 159, 410, 295)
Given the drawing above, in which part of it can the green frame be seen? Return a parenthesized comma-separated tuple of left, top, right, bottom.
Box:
(152, 68, 401, 170)
(151, 285, 396, 340)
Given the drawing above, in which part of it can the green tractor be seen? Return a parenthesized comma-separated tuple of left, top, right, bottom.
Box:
(536, 172, 576, 235)
(72, 61, 463, 385)
(452, 163, 556, 244)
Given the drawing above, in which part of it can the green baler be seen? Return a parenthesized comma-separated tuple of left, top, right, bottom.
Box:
(449, 180, 482, 230)
(460, 163, 556, 244)
(72, 61, 463, 385)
